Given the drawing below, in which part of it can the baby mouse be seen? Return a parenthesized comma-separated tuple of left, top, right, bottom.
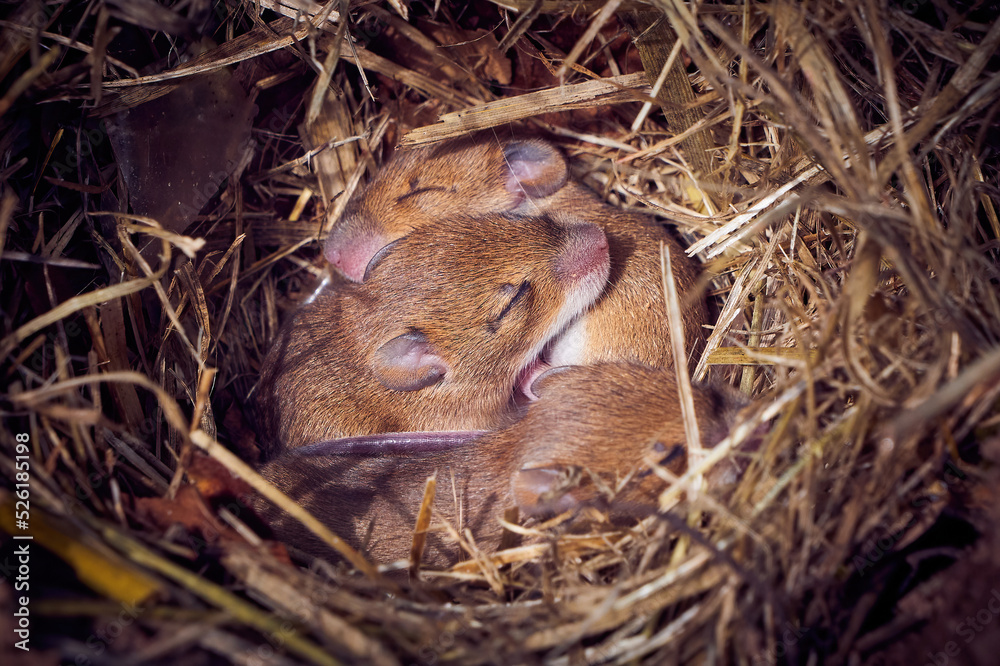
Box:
(323, 135, 708, 370)
(254, 213, 610, 460)
(324, 136, 569, 282)
(254, 362, 748, 566)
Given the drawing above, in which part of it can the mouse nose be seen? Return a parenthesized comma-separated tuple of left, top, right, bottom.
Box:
(554, 223, 610, 286)
(324, 230, 391, 283)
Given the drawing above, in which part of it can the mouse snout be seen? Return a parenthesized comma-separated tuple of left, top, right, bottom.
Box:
(554, 223, 610, 291)
(324, 230, 392, 283)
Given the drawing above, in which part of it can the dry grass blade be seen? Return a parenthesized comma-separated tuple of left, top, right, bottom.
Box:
(408, 472, 437, 577)
(100, 17, 317, 89)
(222, 549, 401, 666)
(660, 241, 702, 470)
(556, 0, 623, 79)
(92, 516, 343, 666)
(400, 73, 648, 145)
(1, 277, 160, 360)
(0, 46, 61, 117)
(892, 345, 1000, 443)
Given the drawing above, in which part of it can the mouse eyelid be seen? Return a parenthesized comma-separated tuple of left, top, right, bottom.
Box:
(493, 280, 531, 324)
(396, 185, 447, 203)
(652, 442, 685, 467)
(362, 239, 401, 281)
(634, 443, 686, 480)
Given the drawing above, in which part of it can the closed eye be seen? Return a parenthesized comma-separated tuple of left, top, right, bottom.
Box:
(656, 443, 686, 467)
(489, 281, 531, 331)
(636, 442, 686, 478)
(396, 186, 447, 203)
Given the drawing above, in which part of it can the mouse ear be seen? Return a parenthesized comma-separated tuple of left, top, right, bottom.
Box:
(503, 140, 568, 199)
(513, 465, 581, 516)
(527, 365, 574, 399)
(372, 331, 448, 391)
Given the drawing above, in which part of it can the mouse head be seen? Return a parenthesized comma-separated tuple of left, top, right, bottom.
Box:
(351, 213, 610, 423)
(510, 363, 747, 516)
(325, 136, 569, 281)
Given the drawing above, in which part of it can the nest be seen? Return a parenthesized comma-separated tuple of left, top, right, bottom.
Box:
(2, 1, 999, 664)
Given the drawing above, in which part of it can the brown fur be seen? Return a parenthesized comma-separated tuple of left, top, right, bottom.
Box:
(254, 363, 746, 566)
(324, 135, 708, 368)
(255, 214, 609, 459)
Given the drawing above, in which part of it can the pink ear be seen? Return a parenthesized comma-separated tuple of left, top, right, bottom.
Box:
(372, 331, 448, 391)
(513, 466, 580, 516)
(323, 231, 390, 283)
(503, 140, 568, 199)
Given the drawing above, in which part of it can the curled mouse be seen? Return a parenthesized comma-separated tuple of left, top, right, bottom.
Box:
(323, 135, 708, 370)
(254, 362, 749, 566)
(254, 213, 610, 459)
